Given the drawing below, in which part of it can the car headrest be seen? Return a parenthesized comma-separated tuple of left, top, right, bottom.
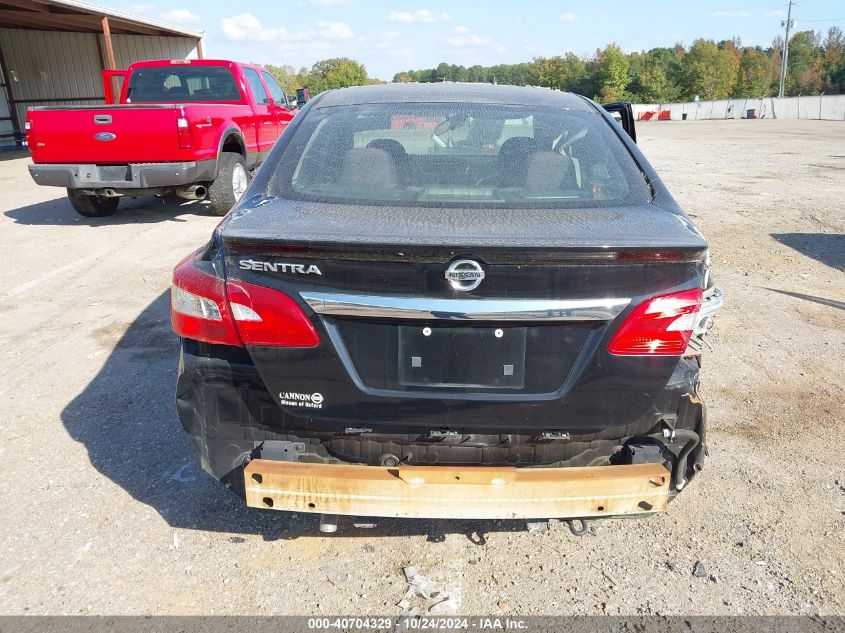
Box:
(498, 137, 536, 162)
(366, 139, 407, 165)
(338, 148, 397, 188)
(524, 151, 572, 194)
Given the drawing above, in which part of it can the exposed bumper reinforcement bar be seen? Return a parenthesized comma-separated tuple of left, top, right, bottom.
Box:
(243, 461, 670, 520)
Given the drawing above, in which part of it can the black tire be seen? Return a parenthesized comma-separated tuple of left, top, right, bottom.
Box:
(208, 152, 249, 216)
(66, 189, 119, 218)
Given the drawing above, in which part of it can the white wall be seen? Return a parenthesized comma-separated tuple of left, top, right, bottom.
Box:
(634, 94, 845, 121)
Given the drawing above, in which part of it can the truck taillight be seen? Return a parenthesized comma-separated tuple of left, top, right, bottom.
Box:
(177, 116, 192, 149)
(171, 252, 319, 348)
(608, 288, 703, 356)
(24, 120, 31, 130)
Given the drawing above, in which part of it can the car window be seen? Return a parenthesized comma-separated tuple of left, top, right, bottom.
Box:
(261, 72, 288, 106)
(267, 103, 649, 208)
(243, 68, 270, 106)
(125, 66, 241, 103)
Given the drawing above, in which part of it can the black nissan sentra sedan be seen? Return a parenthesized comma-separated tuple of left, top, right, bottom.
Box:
(171, 83, 722, 532)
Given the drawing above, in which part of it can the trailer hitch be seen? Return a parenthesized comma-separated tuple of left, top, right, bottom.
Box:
(566, 519, 592, 537)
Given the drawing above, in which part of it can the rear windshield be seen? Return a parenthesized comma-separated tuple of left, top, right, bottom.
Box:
(267, 103, 648, 208)
(126, 66, 241, 103)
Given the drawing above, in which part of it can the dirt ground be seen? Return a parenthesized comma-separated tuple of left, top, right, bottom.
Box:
(0, 120, 842, 616)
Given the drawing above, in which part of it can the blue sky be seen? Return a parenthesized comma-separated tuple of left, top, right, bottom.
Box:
(108, 0, 845, 79)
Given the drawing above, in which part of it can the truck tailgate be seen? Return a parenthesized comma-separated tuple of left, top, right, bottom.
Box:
(28, 105, 183, 164)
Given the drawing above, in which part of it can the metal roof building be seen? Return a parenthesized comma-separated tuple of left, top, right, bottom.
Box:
(0, 0, 205, 148)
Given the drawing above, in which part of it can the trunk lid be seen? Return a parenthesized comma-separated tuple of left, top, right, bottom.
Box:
(219, 198, 707, 432)
(28, 105, 183, 164)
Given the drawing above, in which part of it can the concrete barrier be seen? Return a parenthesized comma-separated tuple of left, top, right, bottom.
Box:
(633, 94, 845, 121)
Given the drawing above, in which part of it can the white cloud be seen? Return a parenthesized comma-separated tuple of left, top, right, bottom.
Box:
(160, 8, 199, 24)
(221, 13, 273, 40)
(389, 9, 451, 24)
(559, 12, 577, 22)
(220, 13, 352, 55)
(711, 10, 752, 17)
(317, 21, 353, 39)
(764, 9, 786, 17)
(131, 3, 154, 14)
(309, 0, 348, 6)
(220, 13, 309, 42)
(444, 26, 506, 55)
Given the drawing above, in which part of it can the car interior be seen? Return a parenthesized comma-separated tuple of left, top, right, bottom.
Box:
(285, 107, 638, 205)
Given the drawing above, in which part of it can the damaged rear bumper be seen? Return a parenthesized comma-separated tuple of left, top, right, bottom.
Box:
(243, 460, 670, 520)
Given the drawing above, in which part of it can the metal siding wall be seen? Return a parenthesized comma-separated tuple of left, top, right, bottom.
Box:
(108, 34, 198, 68)
(0, 55, 13, 147)
(0, 29, 199, 134)
(0, 28, 103, 129)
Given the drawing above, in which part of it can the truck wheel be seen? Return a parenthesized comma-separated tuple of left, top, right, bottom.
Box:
(208, 152, 249, 216)
(66, 189, 119, 218)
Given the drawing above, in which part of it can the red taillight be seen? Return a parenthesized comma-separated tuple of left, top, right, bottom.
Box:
(608, 288, 703, 356)
(170, 253, 319, 348)
(225, 279, 320, 347)
(171, 253, 242, 346)
(177, 113, 192, 150)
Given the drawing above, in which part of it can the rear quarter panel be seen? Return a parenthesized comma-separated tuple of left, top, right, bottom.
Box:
(182, 104, 257, 165)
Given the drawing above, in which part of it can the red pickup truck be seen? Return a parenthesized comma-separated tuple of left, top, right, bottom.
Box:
(26, 59, 296, 217)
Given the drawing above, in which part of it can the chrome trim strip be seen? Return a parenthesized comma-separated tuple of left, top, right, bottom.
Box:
(301, 292, 630, 322)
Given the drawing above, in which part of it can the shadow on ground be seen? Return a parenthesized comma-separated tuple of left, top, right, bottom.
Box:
(771, 232, 845, 272)
(0, 149, 29, 162)
(61, 291, 537, 541)
(5, 194, 214, 226)
(765, 288, 845, 311)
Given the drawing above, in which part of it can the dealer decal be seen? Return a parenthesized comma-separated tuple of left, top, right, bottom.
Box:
(279, 391, 324, 409)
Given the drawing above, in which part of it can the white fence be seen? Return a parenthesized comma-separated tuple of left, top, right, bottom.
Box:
(633, 94, 845, 121)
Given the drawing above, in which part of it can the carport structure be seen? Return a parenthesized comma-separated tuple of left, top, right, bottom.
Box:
(0, 0, 204, 148)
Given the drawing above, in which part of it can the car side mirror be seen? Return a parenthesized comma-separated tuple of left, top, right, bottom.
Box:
(601, 102, 637, 143)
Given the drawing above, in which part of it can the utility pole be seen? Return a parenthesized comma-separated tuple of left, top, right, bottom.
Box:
(778, 0, 796, 98)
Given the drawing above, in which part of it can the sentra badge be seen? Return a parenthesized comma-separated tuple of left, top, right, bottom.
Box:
(240, 259, 322, 275)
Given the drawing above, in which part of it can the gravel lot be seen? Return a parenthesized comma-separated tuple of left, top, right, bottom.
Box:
(0, 120, 843, 616)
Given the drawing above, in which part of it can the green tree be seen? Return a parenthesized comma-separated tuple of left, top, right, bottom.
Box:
(531, 53, 586, 91)
(737, 47, 773, 97)
(627, 49, 679, 102)
(597, 43, 629, 101)
(786, 30, 822, 94)
(682, 39, 737, 99)
(309, 58, 369, 92)
(265, 64, 297, 95)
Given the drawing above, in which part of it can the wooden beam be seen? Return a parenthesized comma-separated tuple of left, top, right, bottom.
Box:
(0, 0, 51, 12)
(101, 16, 115, 70)
(244, 461, 671, 520)
(0, 10, 169, 37)
(0, 9, 100, 31)
(196, 38, 204, 60)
